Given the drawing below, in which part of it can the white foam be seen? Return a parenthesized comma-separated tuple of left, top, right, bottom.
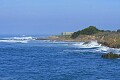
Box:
(71, 40, 120, 54)
(4, 36, 35, 40)
(96, 46, 120, 54)
(0, 40, 29, 43)
(13, 36, 33, 40)
(96, 46, 110, 52)
(0, 36, 35, 43)
(72, 41, 110, 53)
(72, 41, 101, 48)
(109, 48, 120, 54)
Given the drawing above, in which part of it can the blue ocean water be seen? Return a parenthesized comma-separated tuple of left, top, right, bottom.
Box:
(0, 36, 120, 80)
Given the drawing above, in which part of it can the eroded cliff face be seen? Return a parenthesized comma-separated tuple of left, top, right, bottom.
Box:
(95, 32, 120, 48)
(97, 38, 120, 48)
(74, 35, 96, 42)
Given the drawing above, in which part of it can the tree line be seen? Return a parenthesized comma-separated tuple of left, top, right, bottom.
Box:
(71, 26, 120, 39)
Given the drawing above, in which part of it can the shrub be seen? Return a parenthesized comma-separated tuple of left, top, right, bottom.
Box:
(117, 29, 120, 32)
(71, 26, 100, 39)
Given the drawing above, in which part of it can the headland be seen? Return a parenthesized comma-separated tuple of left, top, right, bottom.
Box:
(48, 26, 120, 48)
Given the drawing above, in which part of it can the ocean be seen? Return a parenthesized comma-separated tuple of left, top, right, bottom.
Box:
(0, 35, 120, 80)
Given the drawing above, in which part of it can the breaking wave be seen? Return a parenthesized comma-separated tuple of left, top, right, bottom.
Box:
(40, 40, 120, 54)
(72, 41, 101, 48)
(0, 36, 35, 43)
(13, 37, 34, 40)
(71, 40, 120, 54)
(4, 36, 35, 40)
(0, 40, 29, 43)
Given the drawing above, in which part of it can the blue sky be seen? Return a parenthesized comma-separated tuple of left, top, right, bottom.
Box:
(0, 0, 120, 35)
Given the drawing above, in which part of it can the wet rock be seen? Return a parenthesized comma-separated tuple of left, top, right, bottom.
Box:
(83, 41, 91, 45)
(101, 52, 120, 59)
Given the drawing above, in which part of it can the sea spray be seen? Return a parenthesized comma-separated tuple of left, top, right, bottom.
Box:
(72, 41, 101, 48)
(71, 40, 120, 54)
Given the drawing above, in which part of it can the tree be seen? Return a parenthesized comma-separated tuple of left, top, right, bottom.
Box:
(117, 29, 120, 32)
(71, 30, 81, 39)
(79, 26, 99, 35)
(71, 26, 100, 39)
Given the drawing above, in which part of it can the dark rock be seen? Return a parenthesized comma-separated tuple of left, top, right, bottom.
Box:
(35, 38, 49, 40)
(112, 44, 120, 48)
(101, 52, 120, 59)
(83, 41, 91, 45)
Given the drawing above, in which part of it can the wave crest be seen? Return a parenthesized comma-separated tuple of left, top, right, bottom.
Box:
(0, 40, 29, 43)
(0, 36, 34, 43)
(71, 41, 120, 54)
(72, 41, 101, 48)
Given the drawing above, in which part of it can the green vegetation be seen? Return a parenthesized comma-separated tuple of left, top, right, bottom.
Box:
(117, 29, 120, 32)
(57, 26, 120, 48)
(70, 30, 81, 39)
(71, 26, 100, 39)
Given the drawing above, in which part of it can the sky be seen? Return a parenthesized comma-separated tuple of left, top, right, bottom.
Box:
(0, 0, 120, 35)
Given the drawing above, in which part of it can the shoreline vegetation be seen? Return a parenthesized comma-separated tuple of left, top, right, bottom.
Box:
(47, 26, 120, 48)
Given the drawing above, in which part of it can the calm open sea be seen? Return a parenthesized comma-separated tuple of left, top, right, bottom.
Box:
(0, 35, 120, 80)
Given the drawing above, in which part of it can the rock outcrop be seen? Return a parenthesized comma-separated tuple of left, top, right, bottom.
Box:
(101, 52, 120, 59)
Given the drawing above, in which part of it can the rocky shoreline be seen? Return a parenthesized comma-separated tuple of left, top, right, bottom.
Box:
(37, 26, 120, 59)
(36, 34, 120, 59)
(48, 35, 120, 49)
(47, 26, 120, 48)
